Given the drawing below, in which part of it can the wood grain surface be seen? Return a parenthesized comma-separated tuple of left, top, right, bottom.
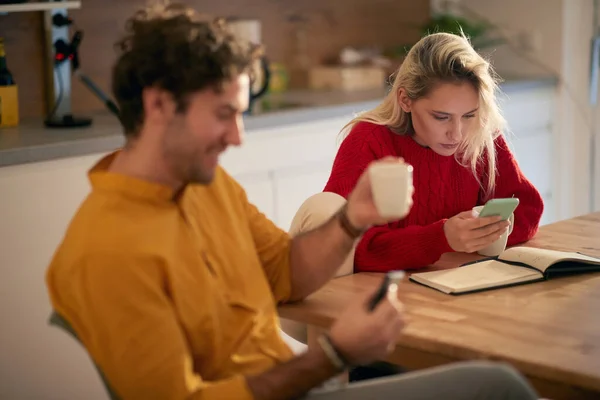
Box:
(279, 212, 600, 399)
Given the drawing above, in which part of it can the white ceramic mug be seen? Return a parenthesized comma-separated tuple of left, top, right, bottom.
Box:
(472, 205, 515, 257)
(369, 161, 414, 219)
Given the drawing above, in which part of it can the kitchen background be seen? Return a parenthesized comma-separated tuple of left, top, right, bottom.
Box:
(0, 1, 599, 399)
(1, 0, 432, 118)
(0, 0, 563, 119)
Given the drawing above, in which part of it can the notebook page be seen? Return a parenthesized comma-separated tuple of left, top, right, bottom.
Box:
(412, 260, 542, 292)
(500, 247, 600, 272)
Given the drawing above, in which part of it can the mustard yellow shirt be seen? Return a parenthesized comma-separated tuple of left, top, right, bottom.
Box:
(46, 153, 294, 400)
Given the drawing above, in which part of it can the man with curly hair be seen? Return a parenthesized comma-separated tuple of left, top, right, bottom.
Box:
(45, 2, 539, 400)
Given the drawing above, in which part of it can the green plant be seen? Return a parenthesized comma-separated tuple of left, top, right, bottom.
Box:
(422, 14, 504, 49)
(385, 13, 505, 58)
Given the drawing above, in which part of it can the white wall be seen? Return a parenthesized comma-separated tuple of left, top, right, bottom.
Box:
(457, 0, 563, 78)
(501, 86, 557, 225)
(556, 1, 600, 217)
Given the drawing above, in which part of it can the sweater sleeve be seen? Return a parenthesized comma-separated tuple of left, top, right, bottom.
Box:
(486, 135, 544, 245)
(354, 220, 453, 272)
(323, 123, 454, 272)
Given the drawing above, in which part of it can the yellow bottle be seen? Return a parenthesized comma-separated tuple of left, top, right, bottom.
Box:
(0, 37, 19, 127)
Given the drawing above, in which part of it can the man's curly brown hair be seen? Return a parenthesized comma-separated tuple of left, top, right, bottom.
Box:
(111, 1, 262, 137)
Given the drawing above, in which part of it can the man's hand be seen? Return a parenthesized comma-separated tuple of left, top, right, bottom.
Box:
(328, 279, 405, 365)
(345, 157, 414, 230)
(246, 281, 405, 400)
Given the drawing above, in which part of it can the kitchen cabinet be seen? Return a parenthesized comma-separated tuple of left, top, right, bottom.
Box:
(235, 171, 276, 221)
(220, 115, 349, 229)
(0, 154, 103, 400)
(272, 162, 334, 231)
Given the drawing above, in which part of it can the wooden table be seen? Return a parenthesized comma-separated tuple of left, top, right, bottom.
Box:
(279, 212, 600, 399)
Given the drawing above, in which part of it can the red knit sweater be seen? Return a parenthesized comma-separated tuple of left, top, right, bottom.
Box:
(323, 121, 544, 273)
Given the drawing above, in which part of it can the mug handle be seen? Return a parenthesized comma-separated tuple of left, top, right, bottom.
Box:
(250, 56, 271, 101)
(508, 213, 515, 235)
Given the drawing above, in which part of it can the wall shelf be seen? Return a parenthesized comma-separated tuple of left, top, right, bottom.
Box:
(1, 1, 83, 119)
(0, 1, 80, 14)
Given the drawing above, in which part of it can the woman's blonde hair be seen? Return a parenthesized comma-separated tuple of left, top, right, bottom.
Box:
(343, 32, 505, 199)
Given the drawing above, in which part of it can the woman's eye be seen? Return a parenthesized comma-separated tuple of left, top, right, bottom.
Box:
(433, 115, 448, 121)
(464, 114, 476, 119)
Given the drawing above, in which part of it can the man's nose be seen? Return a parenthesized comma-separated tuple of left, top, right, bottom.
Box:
(226, 115, 244, 147)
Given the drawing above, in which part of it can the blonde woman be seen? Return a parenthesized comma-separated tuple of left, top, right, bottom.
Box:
(324, 32, 544, 272)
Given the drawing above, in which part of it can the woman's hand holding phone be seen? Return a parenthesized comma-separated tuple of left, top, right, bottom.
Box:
(443, 210, 510, 253)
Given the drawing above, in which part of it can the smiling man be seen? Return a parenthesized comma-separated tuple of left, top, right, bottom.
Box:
(45, 3, 539, 400)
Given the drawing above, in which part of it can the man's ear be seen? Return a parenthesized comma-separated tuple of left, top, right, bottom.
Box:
(142, 87, 176, 125)
(397, 88, 412, 113)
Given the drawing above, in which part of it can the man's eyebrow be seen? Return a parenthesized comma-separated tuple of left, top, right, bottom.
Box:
(431, 107, 479, 116)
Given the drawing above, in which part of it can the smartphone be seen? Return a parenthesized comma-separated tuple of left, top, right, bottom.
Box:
(368, 270, 405, 311)
(478, 198, 520, 221)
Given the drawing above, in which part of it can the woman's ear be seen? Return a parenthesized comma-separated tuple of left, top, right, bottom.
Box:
(397, 88, 412, 113)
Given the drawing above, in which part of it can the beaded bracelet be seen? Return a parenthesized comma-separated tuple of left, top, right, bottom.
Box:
(317, 333, 351, 371)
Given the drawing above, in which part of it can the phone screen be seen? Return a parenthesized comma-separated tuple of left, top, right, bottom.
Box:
(478, 198, 519, 221)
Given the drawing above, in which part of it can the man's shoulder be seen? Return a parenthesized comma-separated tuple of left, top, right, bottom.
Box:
(49, 191, 177, 272)
(46, 202, 170, 303)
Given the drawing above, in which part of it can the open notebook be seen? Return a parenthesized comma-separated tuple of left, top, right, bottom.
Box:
(409, 246, 600, 295)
